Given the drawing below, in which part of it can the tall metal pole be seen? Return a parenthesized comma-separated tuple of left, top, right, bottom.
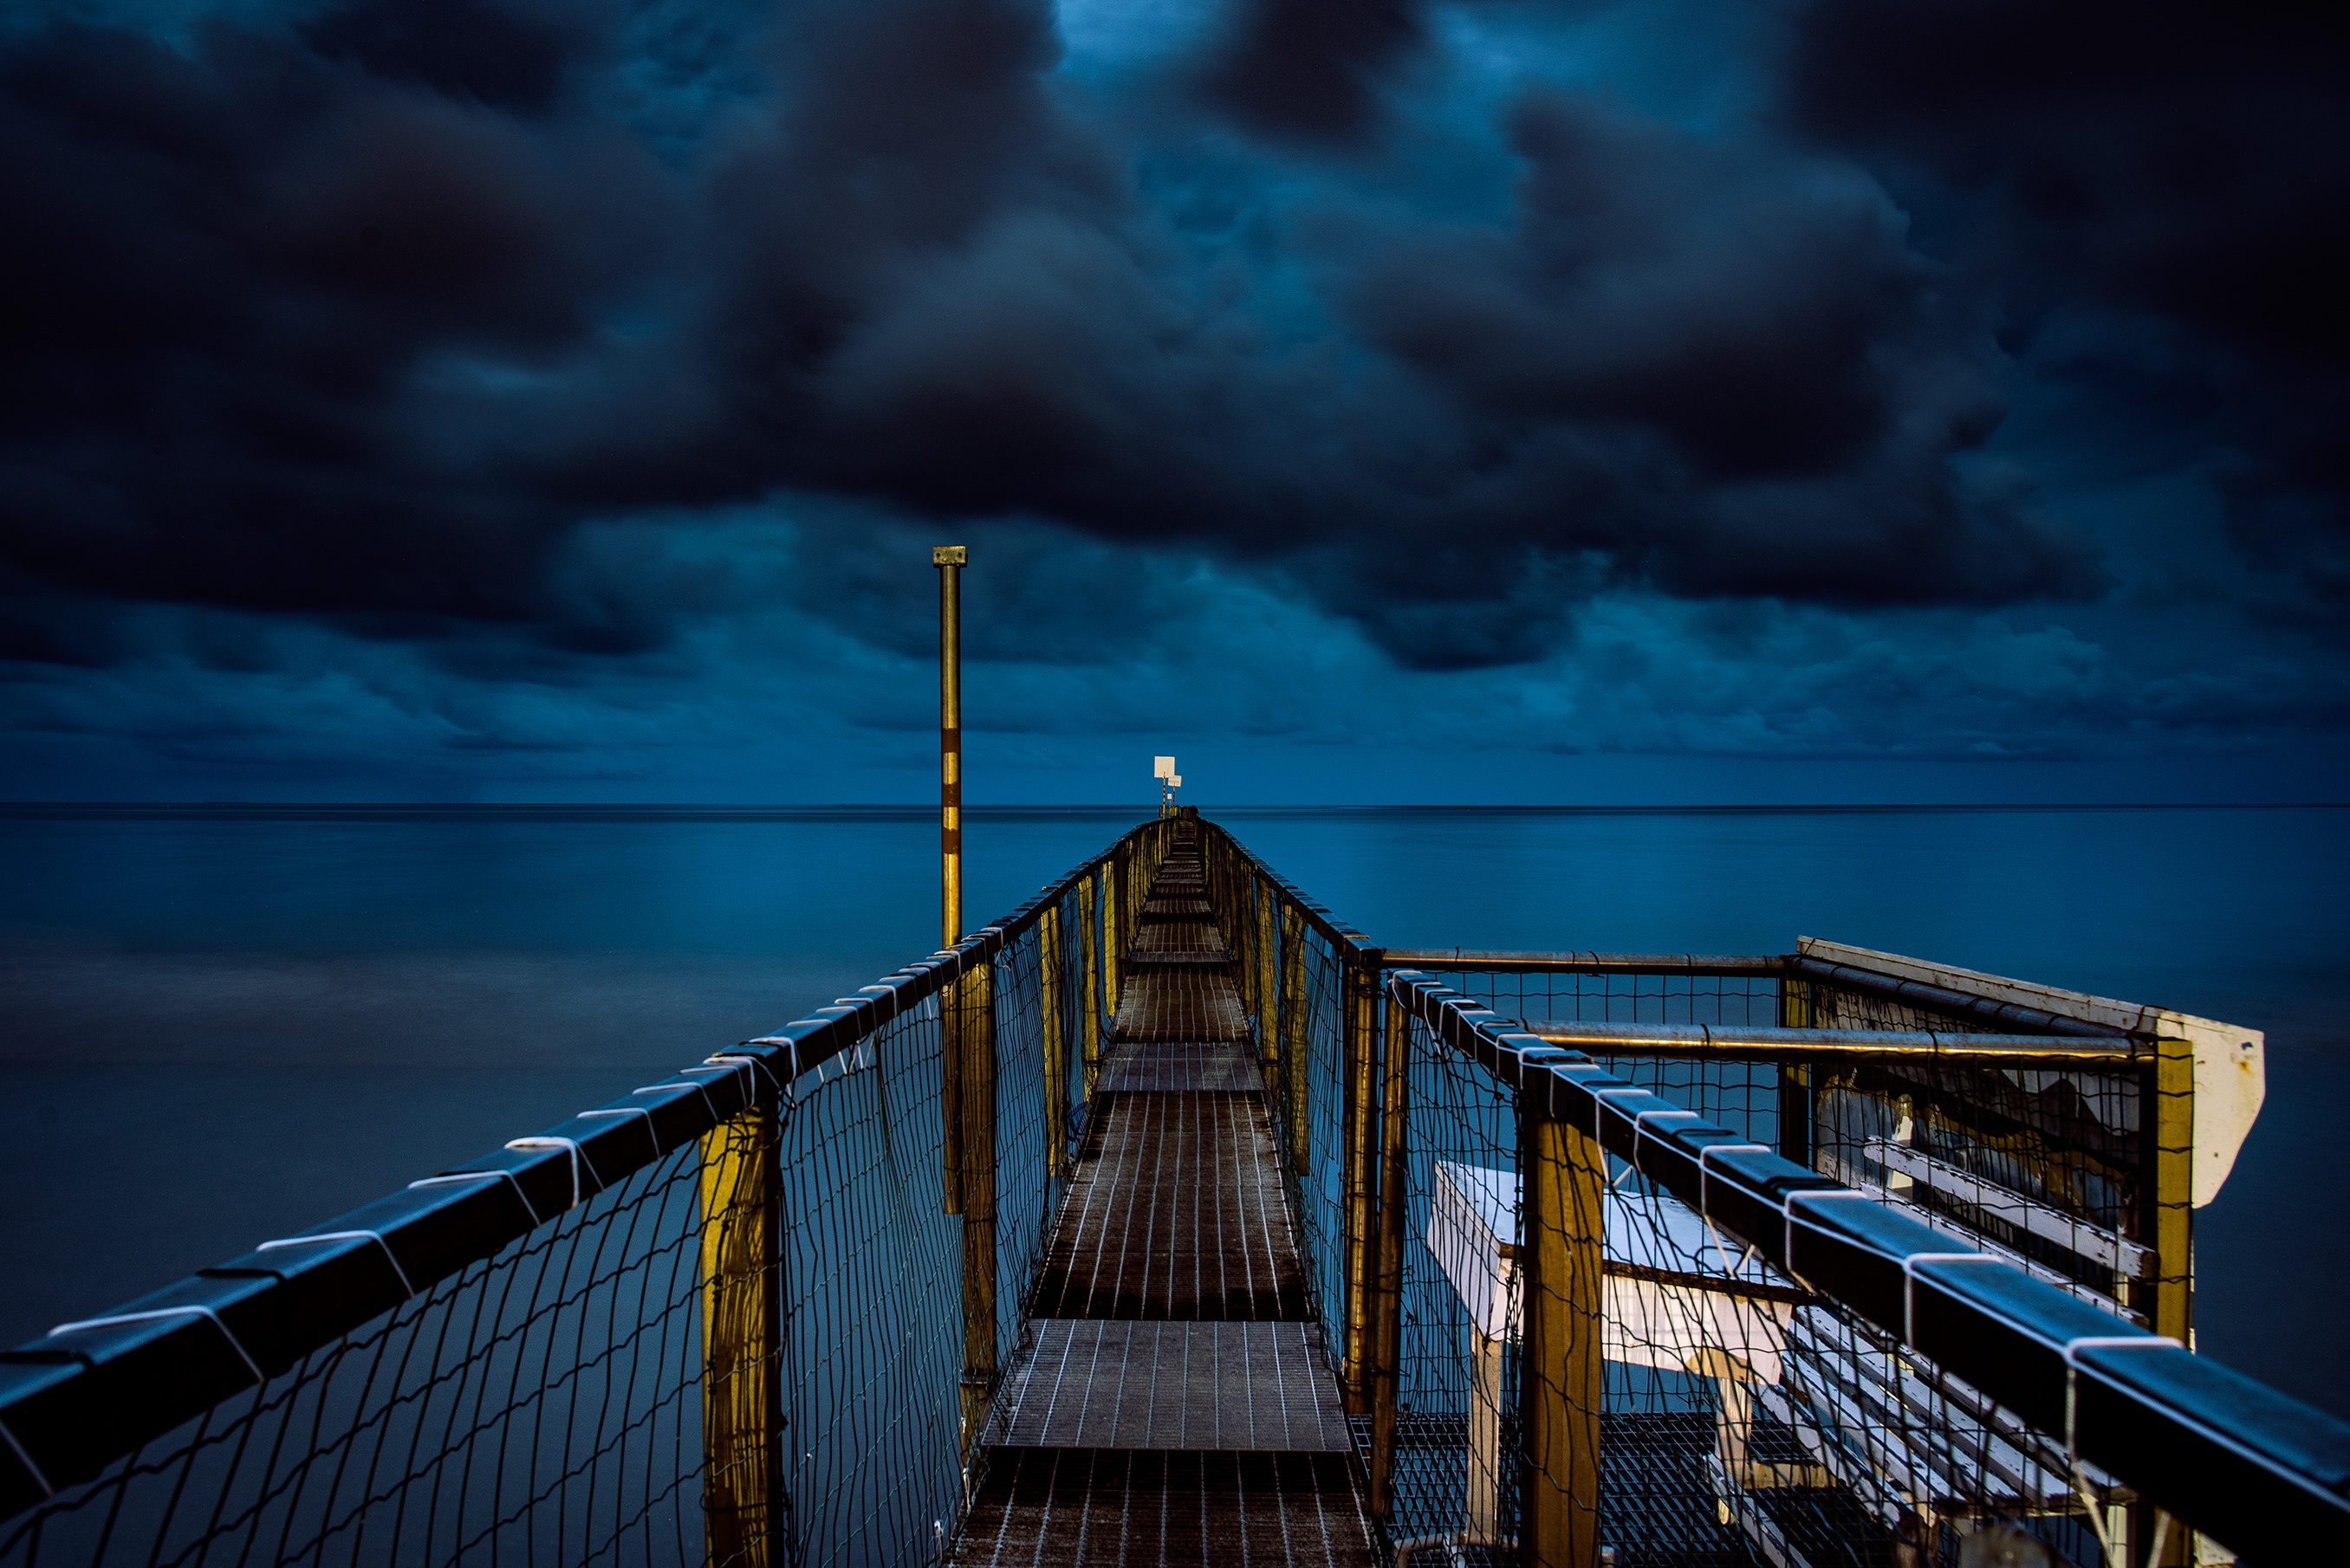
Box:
(937, 545, 966, 1214)
(934, 545, 965, 949)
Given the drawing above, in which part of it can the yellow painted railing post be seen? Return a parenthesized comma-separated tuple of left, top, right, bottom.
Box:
(1367, 988, 1409, 1518)
(941, 981, 964, 1215)
(700, 1098, 781, 1566)
(958, 959, 998, 1458)
(1255, 874, 1278, 1092)
(1042, 905, 1068, 1177)
(1775, 975, 1814, 1173)
(1521, 1098, 1605, 1568)
(1078, 875, 1101, 1098)
(1102, 858, 1122, 1028)
(1340, 952, 1381, 1414)
(2137, 1034, 2197, 1565)
(2150, 1035, 2195, 1344)
(1280, 902, 1308, 1174)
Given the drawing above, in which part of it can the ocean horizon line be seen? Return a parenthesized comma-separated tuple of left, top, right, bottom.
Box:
(3, 800, 2344, 818)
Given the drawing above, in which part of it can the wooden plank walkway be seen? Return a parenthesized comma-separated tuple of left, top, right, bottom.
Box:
(957, 827, 1378, 1565)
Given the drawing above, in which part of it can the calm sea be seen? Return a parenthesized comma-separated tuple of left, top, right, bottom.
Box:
(1, 804, 2342, 1416)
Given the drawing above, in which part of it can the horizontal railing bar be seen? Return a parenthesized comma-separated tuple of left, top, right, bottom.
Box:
(0, 817, 1175, 1526)
(1198, 824, 1380, 962)
(1526, 1020, 2139, 1062)
(1791, 954, 2139, 1040)
(1387, 969, 2350, 1565)
(1380, 949, 1785, 975)
(1205, 842, 2138, 1044)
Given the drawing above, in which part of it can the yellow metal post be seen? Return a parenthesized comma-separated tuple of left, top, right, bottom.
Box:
(1103, 856, 1123, 1026)
(2128, 1034, 2197, 1565)
(700, 1101, 780, 1566)
(935, 545, 966, 1214)
(1079, 874, 1101, 1098)
(934, 545, 964, 949)
(1521, 1102, 1605, 1568)
(2150, 1035, 2194, 1344)
(1256, 875, 1278, 1092)
(1280, 902, 1307, 1174)
(1776, 975, 1814, 1173)
(958, 959, 998, 1457)
(1042, 904, 1068, 1177)
(1367, 988, 1409, 1517)
(1341, 955, 1380, 1414)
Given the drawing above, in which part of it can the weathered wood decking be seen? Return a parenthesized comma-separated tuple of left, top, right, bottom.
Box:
(958, 829, 1378, 1565)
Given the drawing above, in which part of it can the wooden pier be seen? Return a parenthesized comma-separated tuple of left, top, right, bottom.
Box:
(958, 825, 1378, 1565)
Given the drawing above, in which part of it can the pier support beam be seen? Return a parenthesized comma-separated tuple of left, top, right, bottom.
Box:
(1521, 1100, 1605, 1568)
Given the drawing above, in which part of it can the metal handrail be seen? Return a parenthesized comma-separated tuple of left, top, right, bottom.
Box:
(0, 816, 1177, 1524)
(1386, 970, 2350, 1565)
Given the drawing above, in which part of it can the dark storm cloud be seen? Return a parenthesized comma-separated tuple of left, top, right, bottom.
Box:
(1192, 0, 1427, 146)
(1342, 88, 2083, 612)
(1782, 0, 2350, 609)
(299, 0, 607, 115)
(0, 6, 669, 653)
(0, 0, 2339, 701)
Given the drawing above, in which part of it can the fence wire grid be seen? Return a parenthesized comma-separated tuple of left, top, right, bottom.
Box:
(2, 817, 2311, 1568)
(0, 825, 1176, 1568)
(1377, 966, 2170, 1568)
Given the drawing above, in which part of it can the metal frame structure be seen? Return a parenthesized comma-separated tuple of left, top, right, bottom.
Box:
(2, 813, 2340, 1568)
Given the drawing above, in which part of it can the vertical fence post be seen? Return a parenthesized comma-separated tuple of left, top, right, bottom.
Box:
(1341, 950, 1382, 1414)
(958, 958, 998, 1459)
(942, 972, 965, 1215)
(701, 1096, 782, 1567)
(2149, 1036, 2195, 1344)
(1102, 856, 1122, 1033)
(1280, 902, 1308, 1174)
(1367, 986, 1409, 1519)
(2135, 1036, 2197, 1565)
(1255, 875, 1277, 1092)
(1042, 904, 1068, 1178)
(1521, 1096, 1605, 1567)
(1079, 875, 1101, 1098)
(1775, 974, 1814, 1173)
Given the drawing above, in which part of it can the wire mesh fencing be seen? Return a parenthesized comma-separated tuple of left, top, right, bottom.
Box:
(1416, 963, 2172, 1330)
(1372, 968, 2294, 1568)
(0, 822, 1173, 1568)
(3, 817, 2327, 1568)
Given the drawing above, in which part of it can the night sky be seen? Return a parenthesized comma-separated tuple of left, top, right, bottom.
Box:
(3, 0, 2346, 803)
